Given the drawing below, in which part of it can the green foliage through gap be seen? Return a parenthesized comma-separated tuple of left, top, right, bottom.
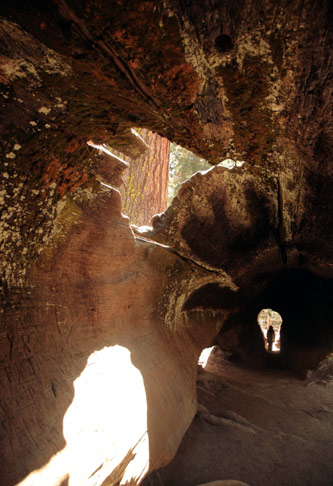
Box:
(168, 143, 211, 204)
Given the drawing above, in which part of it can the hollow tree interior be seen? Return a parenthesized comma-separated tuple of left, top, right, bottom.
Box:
(0, 1, 332, 486)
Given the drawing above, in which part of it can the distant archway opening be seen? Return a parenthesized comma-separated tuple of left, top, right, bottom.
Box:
(198, 346, 215, 368)
(258, 309, 282, 353)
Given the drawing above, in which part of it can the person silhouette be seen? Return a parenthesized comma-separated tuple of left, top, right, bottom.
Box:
(267, 325, 275, 351)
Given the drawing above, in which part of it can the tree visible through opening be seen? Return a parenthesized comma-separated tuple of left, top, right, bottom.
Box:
(108, 129, 170, 226)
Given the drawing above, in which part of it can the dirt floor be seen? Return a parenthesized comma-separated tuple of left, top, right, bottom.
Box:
(144, 347, 333, 486)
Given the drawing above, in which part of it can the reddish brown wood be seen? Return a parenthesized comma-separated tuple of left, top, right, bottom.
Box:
(0, 1, 332, 485)
(116, 129, 170, 226)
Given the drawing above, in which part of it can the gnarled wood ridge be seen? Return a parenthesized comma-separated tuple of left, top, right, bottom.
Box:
(0, 1, 332, 485)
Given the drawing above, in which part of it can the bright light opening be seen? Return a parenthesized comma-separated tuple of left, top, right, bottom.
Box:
(17, 346, 149, 486)
(198, 346, 215, 368)
(168, 144, 211, 204)
(217, 158, 245, 169)
(168, 143, 246, 204)
(258, 308, 282, 353)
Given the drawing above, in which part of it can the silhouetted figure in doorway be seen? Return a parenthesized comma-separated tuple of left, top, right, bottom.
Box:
(267, 325, 275, 351)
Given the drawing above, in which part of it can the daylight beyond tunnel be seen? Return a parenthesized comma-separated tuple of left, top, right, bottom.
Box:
(186, 270, 333, 373)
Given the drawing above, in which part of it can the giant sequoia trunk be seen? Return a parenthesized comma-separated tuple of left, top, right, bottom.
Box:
(115, 129, 170, 226)
(0, 1, 332, 485)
